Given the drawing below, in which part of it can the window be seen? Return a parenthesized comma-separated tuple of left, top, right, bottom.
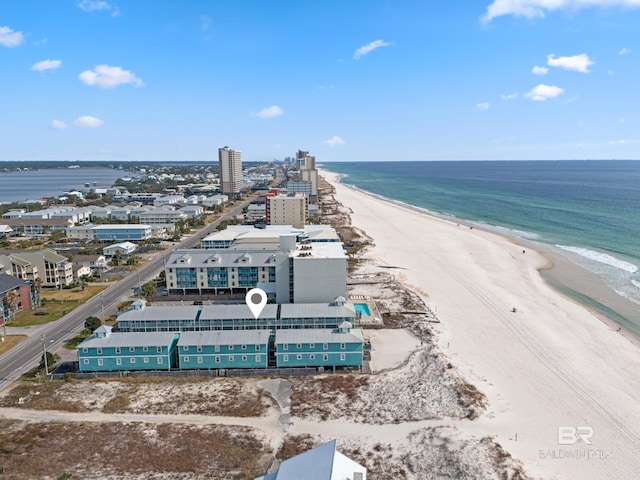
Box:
(183, 346, 188, 351)
(255, 344, 260, 350)
(197, 346, 202, 353)
(97, 347, 102, 354)
(241, 344, 247, 350)
(309, 343, 315, 349)
(143, 357, 148, 363)
(255, 355, 261, 362)
(184, 356, 189, 363)
(116, 358, 122, 365)
(143, 346, 149, 352)
(242, 355, 247, 361)
(323, 343, 328, 350)
(215, 345, 220, 352)
(130, 357, 135, 364)
(82, 347, 88, 353)
(340, 343, 345, 350)
(229, 345, 234, 351)
(296, 343, 302, 349)
(310, 354, 315, 360)
(340, 354, 346, 361)
(157, 346, 162, 353)
(129, 346, 135, 353)
(215, 356, 220, 363)
(229, 355, 234, 362)
(297, 354, 302, 360)
(97, 359, 103, 366)
(283, 344, 288, 350)
(83, 358, 89, 364)
(157, 357, 162, 364)
(283, 354, 289, 362)
(323, 354, 328, 361)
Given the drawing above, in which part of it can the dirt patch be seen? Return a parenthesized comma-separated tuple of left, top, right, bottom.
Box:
(2, 377, 274, 417)
(0, 419, 271, 480)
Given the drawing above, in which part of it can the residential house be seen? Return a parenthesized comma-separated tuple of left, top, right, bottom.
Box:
(275, 322, 364, 370)
(177, 330, 270, 370)
(77, 325, 179, 372)
(0, 273, 35, 324)
(254, 440, 366, 480)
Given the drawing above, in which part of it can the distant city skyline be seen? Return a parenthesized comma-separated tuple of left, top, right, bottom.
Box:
(2, 1, 640, 162)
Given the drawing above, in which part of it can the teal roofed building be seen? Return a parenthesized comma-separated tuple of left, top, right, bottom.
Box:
(177, 330, 270, 370)
(77, 325, 179, 372)
(275, 322, 364, 370)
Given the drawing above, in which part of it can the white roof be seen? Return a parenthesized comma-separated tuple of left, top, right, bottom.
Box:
(275, 328, 364, 345)
(178, 330, 271, 346)
(79, 332, 177, 349)
(279, 303, 355, 320)
(254, 440, 366, 480)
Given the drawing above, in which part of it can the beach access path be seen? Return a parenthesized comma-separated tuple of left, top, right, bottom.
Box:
(322, 170, 640, 480)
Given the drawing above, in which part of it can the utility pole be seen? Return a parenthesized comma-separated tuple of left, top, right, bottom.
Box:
(41, 333, 49, 378)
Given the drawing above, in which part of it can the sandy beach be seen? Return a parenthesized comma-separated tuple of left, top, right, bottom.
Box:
(322, 169, 640, 480)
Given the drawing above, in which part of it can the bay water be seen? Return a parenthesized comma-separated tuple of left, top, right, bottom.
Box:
(0, 167, 124, 204)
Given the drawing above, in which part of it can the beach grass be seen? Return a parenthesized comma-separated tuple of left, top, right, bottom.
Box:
(0, 335, 27, 355)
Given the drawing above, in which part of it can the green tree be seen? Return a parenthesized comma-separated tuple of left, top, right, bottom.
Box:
(39, 351, 58, 373)
(84, 316, 102, 332)
(3, 290, 19, 323)
(48, 229, 67, 243)
(33, 277, 43, 308)
(142, 280, 156, 303)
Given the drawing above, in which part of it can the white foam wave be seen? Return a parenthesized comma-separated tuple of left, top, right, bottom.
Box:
(631, 279, 640, 290)
(556, 245, 639, 273)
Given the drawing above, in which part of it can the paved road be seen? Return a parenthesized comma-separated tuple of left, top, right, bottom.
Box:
(0, 197, 254, 392)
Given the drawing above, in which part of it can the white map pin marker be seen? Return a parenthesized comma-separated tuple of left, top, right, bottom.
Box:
(246, 288, 267, 319)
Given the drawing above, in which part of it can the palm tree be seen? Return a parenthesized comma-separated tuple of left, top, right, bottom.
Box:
(33, 277, 43, 308)
(3, 290, 20, 323)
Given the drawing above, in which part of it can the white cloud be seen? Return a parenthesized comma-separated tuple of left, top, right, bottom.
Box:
(353, 39, 391, 59)
(254, 105, 284, 119)
(524, 84, 564, 101)
(476, 102, 491, 110)
(608, 139, 636, 145)
(501, 92, 519, 100)
(50, 120, 67, 130)
(31, 59, 62, 72)
(547, 53, 594, 73)
(482, 0, 640, 22)
(0, 26, 24, 47)
(324, 135, 345, 147)
(618, 48, 632, 55)
(532, 65, 548, 75)
(77, 0, 119, 16)
(200, 15, 212, 32)
(74, 115, 104, 127)
(79, 64, 144, 88)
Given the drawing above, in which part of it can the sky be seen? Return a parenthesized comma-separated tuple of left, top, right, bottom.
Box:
(2, 0, 640, 162)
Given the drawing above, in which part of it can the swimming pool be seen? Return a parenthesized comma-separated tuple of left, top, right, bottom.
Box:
(353, 303, 371, 317)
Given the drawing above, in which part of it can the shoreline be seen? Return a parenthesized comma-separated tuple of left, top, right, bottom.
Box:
(321, 168, 640, 480)
(332, 171, 640, 347)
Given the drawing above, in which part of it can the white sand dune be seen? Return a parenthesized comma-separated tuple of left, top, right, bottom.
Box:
(322, 170, 640, 480)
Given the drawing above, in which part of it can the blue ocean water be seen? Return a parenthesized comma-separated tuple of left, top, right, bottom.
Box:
(324, 160, 640, 323)
(0, 167, 124, 203)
